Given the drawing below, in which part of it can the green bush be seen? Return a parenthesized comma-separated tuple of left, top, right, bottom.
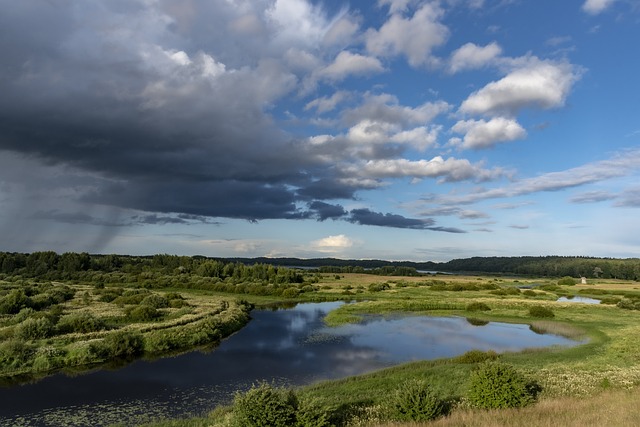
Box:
(368, 283, 390, 292)
(558, 276, 576, 286)
(232, 383, 298, 427)
(0, 289, 31, 314)
(141, 294, 169, 308)
(390, 379, 446, 421)
(0, 339, 34, 368)
(455, 349, 498, 364)
(14, 307, 37, 323)
(468, 362, 537, 409)
(617, 298, 640, 310)
(98, 331, 144, 359)
(57, 312, 106, 334)
(282, 287, 300, 298)
(466, 302, 491, 312)
(528, 306, 555, 318)
(15, 317, 54, 340)
(126, 304, 160, 321)
(296, 396, 332, 427)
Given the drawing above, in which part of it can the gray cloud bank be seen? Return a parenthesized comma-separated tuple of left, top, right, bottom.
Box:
(0, 0, 476, 233)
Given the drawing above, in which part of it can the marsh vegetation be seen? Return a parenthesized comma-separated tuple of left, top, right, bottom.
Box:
(1, 252, 640, 426)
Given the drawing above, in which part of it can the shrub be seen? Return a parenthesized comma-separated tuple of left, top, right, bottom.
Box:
(0, 339, 34, 368)
(468, 362, 537, 409)
(141, 294, 169, 308)
(466, 302, 491, 312)
(282, 287, 300, 298)
(57, 312, 106, 334)
(558, 276, 576, 286)
(390, 379, 446, 421)
(368, 283, 390, 292)
(455, 349, 498, 364)
(113, 293, 147, 305)
(15, 317, 54, 340)
(490, 287, 520, 296)
(296, 396, 332, 427)
(14, 307, 37, 323)
(0, 289, 31, 314)
(126, 304, 160, 321)
(616, 298, 640, 310)
(522, 290, 537, 297)
(98, 331, 144, 359)
(528, 306, 555, 318)
(232, 383, 298, 427)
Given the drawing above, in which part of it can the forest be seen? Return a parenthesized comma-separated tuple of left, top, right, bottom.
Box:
(1, 252, 639, 281)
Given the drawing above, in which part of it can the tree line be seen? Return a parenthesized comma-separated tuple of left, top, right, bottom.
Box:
(0, 252, 639, 281)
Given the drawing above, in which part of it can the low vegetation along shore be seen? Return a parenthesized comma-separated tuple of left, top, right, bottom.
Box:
(2, 252, 640, 425)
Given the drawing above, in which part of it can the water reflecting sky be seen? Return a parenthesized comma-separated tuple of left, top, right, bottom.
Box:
(557, 296, 601, 304)
(0, 301, 578, 426)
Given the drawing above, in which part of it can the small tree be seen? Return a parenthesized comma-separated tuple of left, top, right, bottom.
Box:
(468, 362, 537, 409)
(232, 382, 298, 427)
(390, 379, 446, 421)
(16, 317, 54, 340)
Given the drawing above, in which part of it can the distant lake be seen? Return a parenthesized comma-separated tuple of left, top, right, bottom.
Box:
(0, 302, 579, 426)
(557, 296, 601, 304)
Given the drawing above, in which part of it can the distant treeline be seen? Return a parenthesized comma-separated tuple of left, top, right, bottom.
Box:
(0, 252, 639, 281)
(226, 255, 640, 280)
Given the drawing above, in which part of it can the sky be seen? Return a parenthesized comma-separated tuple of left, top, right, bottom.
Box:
(1, 0, 639, 262)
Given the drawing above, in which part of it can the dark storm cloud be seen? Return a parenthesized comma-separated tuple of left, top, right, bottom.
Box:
(0, 0, 452, 234)
(297, 179, 360, 201)
(347, 209, 467, 232)
(307, 201, 347, 221)
(347, 208, 428, 230)
(0, 0, 332, 222)
(132, 213, 220, 225)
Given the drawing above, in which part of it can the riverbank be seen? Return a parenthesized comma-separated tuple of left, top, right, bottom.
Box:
(3, 272, 640, 425)
(0, 281, 251, 385)
(138, 273, 640, 426)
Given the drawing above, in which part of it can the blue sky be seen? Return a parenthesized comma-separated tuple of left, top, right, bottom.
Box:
(0, 0, 639, 261)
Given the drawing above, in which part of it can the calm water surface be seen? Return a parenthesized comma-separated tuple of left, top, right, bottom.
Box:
(557, 296, 601, 304)
(0, 301, 579, 426)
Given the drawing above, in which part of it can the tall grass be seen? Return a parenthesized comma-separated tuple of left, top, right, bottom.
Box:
(376, 387, 640, 427)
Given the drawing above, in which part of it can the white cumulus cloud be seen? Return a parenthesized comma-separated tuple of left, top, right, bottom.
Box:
(365, 3, 449, 67)
(582, 0, 616, 14)
(353, 157, 506, 182)
(460, 59, 580, 117)
(450, 117, 526, 149)
(318, 51, 385, 81)
(311, 234, 354, 252)
(448, 42, 502, 73)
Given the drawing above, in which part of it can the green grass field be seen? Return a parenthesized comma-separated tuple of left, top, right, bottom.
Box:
(4, 272, 640, 426)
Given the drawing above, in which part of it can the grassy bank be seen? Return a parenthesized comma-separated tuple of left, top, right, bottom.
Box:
(138, 273, 640, 426)
(0, 280, 251, 383)
(4, 272, 640, 425)
(376, 387, 640, 427)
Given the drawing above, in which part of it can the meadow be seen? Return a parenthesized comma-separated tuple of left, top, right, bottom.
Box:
(2, 253, 640, 426)
(129, 272, 640, 426)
